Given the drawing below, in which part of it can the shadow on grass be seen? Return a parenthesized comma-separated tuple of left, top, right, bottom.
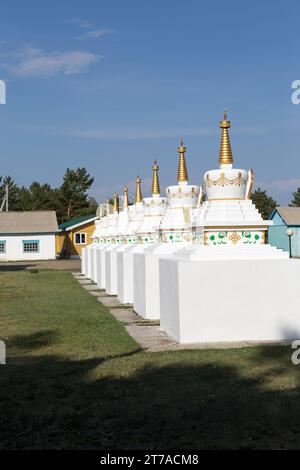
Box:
(0, 264, 35, 272)
(1, 331, 300, 450)
(7, 330, 60, 350)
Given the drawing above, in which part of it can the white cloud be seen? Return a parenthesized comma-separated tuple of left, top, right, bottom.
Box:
(63, 17, 91, 29)
(3, 47, 101, 78)
(51, 127, 214, 140)
(95, 176, 153, 202)
(63, 17, 112, 40)
(256, 178, 300, 192)
(78, 28, 112, 40)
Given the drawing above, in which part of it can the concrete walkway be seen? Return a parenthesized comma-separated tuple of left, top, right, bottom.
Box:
(72, 272, 289, 352)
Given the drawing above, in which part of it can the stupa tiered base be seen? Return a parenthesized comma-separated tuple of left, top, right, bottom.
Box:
(159, 256, 300, 344)
(200, 199, 270, 246)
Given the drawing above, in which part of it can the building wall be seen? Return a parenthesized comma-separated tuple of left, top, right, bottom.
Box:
(269, 210, 300, 257)
(0, 233, 56, 261)
(56, 221, 95, 258)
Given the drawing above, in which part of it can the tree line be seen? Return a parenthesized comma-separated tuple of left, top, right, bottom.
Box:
(251, 187, 300, 220)
(1, 167, 300, 224)
(0, 167, 97, 224)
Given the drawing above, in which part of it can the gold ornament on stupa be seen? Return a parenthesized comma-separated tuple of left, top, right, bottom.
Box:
(219, 110, 233, 166)
(177, 138, 188, 183)
(152, 160, 161, 196)
(135, 176, 142, 203)
(113, 192, 119, 213)
(123, 185, 129, 209)
(106, 198, 111, 215)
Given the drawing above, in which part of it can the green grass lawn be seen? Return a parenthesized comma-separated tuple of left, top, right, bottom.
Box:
(0, 270, 300, 450)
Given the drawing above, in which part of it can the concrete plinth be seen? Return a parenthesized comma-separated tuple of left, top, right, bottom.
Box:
(105, 245, 120, 295)
(91, 244, 99, 282)
(85, 245, 94, 279)
(81, 247, 86, 275)
(96, 245, 107, 289)
(133, 244, 184, 319)
(97, 245, 109, 289)
(116, 244, 145, 304)
(117, 245, 133, 304)
(160, 257, 300, 343)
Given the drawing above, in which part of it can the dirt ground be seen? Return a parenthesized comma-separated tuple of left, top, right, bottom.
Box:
(0, 259, 81, 271)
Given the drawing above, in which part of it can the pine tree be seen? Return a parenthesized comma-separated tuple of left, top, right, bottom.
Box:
(290, 188, 300, 207)
(251, 188, 278, 220)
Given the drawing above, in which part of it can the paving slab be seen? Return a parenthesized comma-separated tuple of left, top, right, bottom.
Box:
(97, 296, 120, 308)
(125, 324, 176, 352)
(78, 279, 94, 285)
(109, 308, 139, 324)
(82, 284, 100, 291)
(89, 290, 107, 297)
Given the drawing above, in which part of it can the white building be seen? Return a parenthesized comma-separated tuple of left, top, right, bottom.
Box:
(0, 211, 58, 261)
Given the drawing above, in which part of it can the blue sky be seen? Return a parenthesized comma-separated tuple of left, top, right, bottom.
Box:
(0, 0, 299, 204)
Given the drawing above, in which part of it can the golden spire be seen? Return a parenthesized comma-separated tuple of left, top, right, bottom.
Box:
(123, 185, 129, 209)
(135, 176, 142, 203)
(219, 110, 233, 166)
(113, 192, 119, 213)
(106, 198, 110, 215)
(177, 138, 188, 183)
(152, 160, 161, 195)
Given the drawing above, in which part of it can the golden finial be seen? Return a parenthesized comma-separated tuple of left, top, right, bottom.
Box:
(152, 160, 161, 195)
(123, 185, 129, 209)
(113, 192, 119, 213)
(135, 176, 142, 203)
(106, 198, 110, 215)
(219, 110, 233, 165)
(177, 138, 188, 183)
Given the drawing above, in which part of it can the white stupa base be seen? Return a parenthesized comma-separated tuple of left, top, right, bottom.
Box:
(116, 244, 145, 304)
(117, 245, 134, 304)
(96, 244, 109, 289)
(105, 245, 121, 295)
(85, 244, 95, 279)
(91, 244, 100, 283)
(81, 247, 86, 275)
(159, 257, 300, 343)
(133, 243, 185, 320)
(98, 244, 110, 289)
(173, 243, 288, 260)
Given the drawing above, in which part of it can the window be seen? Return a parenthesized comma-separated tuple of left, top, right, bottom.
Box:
(75, 233, 86, 245)
(0, 241, 6, 253)
(23, 240, 39, 253)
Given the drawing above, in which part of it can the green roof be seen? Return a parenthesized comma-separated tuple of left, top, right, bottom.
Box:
(59, 214, 97, 230)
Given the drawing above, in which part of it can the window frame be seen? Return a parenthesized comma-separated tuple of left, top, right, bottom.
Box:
(22, 240, 40, 253)
(0, 240, 6, 254)
(74, 232, 87, 245)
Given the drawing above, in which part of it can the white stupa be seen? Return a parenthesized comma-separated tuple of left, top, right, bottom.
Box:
(159, 113, 299, 345)
(133, 141, 200, 320)
(137, 161, 167, 243)
(123, 177, 144, 244)
(175, 112, 287, 260)
(202, 111, 270, 248)
(160, 139, 200, 243)
(116, 177, 144, 304)
(96, 199, 113, 289)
